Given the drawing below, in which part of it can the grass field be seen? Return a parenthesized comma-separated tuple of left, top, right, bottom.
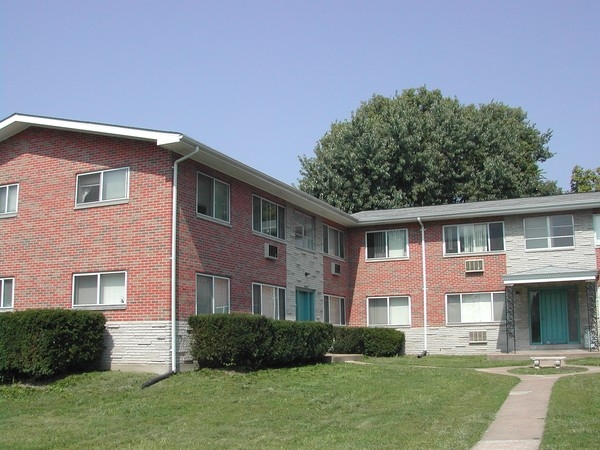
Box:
(1, 355, 598, 449)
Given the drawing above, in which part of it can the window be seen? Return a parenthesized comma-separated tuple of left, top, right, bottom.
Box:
(323, 224, 345, 259)
(367, 296, 410, 326)
(0, 278, 14, 309)
(594, 214, 600, 246)
(293, 210, 315, 250)
(197, 173, 230, 222)
(366, 229, 408, 260)
(524, 215, 574, 250)
(253, 195, 285, 239)
(76, 168, 129, 205)
(196, 274, 230, 314)
(324, 295, 346, 325)
(444, 222, 504, 254)
(252, 283, 286, 320)
(73, 272, 126, 306)
(446, 292, 505, 324)
(0, 184, 18, 215)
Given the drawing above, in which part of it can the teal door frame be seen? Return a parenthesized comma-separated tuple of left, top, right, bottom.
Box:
(296, 289, 315, 321)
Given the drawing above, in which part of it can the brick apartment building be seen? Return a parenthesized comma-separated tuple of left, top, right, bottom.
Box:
(1, 114, 599, 373)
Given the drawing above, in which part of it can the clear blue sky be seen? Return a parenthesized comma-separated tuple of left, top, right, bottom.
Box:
(2, 0, 598, 191)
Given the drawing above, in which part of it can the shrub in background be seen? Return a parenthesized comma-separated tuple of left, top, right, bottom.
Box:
(363, 328, 405, 357)
(0, 309, 106, 381)
(330, 326, 365, 354)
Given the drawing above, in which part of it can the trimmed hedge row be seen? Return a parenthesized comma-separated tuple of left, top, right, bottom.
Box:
(0, 309, 106, 382)
(331, 326, 405, 357)
(188, 314, 334, 369)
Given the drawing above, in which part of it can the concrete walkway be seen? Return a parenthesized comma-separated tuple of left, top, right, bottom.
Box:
(471, 366, 600, 450)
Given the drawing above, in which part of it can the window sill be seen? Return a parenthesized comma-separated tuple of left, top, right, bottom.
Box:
(524, 246, 575, 253)
(0, 212, 17, 219)
(443, 251, 505, 258)
(368, 324, 411, 328)
(366, 256, 409, 262)
(0, 308, 14, 313)
(196, 213, 231, 227)
(252, 231, 286, 243)
(446, 322, 503, 327)
(74, 199, 129, 210)
(72, 304, 127, 311)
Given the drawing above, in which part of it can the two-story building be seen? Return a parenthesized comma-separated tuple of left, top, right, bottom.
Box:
(1, 113, 598, 373)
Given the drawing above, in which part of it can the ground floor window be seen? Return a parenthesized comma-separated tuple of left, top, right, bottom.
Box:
(73, 272, 126, 306)
(196, 274, 230, 314)
(367, 296, 410, 326)
(1, 278, 14, 309)
(324, 295, 346, 325)
(252, 283, 285, 320)
(446, 292, 505, 324)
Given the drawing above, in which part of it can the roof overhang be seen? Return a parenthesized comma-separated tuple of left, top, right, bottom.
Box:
(503, 266, 598, 285)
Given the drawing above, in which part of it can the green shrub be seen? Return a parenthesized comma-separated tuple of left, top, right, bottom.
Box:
(330, 326, 365, 354)
(188, 314, 274, 369)
(0, 309, 106, 381)
(362, 328, 405, 357)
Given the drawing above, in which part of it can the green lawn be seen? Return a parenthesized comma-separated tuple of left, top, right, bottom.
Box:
(3, 355, 597, 449)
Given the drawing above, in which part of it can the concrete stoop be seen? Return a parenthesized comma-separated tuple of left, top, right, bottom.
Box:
(324, 353, 363, 363)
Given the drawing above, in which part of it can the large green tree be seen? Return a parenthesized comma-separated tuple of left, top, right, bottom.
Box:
(570, 165, 600, 193)
(298, 87, 560, 213)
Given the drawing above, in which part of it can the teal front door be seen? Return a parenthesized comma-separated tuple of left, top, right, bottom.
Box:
(530, 288, 579, 345)
(296, 290, 315, 321)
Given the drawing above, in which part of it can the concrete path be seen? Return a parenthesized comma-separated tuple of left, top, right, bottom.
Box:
(471, 366, 600, 450)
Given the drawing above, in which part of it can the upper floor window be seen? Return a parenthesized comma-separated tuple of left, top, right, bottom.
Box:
(0, 278, 14, 309)
(293, 210, 315, 250)
(252, 283, 286, 320)
(366, 229, 408, 260)
(253, 195, 285, 239)
(197, 173, 230, 222)
(446, 292, 505, 324)
(524, 215, 574, 250)
(324, 295, 346, 325)
(196, 274, 230, 314)
(76, 168, 129, 206)
(367, 296, 410, 326)
(0, 184, 18, 215)
(444, 222, 504, 255)
(594, 214, 600, 246)
(323, 224, 345, 259)
(73, 272, 126, 307)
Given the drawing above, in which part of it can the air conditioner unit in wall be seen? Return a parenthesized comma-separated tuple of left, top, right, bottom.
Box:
(264, 243, 278, 260)
(331, 262, 341, 276)
(465, 259, 484, 273)
(469, 331, 487, 344)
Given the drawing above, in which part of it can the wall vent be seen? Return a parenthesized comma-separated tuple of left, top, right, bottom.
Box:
(465, 259, 484, 273)
(264, 243, 278, 260)
(331, 262, 341, 276)
(469, 330, 487, 344)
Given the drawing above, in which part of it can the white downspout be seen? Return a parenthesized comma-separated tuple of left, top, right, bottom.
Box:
(171, 146, 200, 373)
(417, 217, 428, 354)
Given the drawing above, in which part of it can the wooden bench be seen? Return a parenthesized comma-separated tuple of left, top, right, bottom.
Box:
(530, 356, 566, 369)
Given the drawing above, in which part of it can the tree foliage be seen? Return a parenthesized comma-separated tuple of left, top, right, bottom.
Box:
(570, 165, 600, 193)
(298, 87, 560, 213)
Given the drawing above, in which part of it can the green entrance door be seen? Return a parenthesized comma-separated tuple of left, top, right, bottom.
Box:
(296, 290, 315, 321)
(530, 288, 579, 345)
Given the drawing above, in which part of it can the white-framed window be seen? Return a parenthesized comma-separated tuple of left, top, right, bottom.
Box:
(197, 172, 230, 222)
(324, 295, 346, 325)
(196, 274, 230, 314)
(0, 278, 14, 309)
(76, 167, 129, 205)
(293, 210, 315, 250)
(73, 272, 126, 307)
(366, 229, 408, 260)
(594, 214, 600, 246)
(252, 195, 285, 239)
(367, 296, 410, 326)
(252, 283, 286, 320)
(524, 215, 574, 250)
(444, 222, 504, 255)
(0, 183, 18, 215)
(323, 224, 345, 259)
(446, 292, 505, 324)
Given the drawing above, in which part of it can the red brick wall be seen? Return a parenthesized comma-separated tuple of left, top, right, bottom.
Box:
(348, 220, 506, 327)
(175, 160, 287, 319)
(0, 128, 173, 321)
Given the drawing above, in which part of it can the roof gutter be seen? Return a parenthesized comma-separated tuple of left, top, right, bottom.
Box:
(417, 217, 428, 355)
(170, 145, 200, 373)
